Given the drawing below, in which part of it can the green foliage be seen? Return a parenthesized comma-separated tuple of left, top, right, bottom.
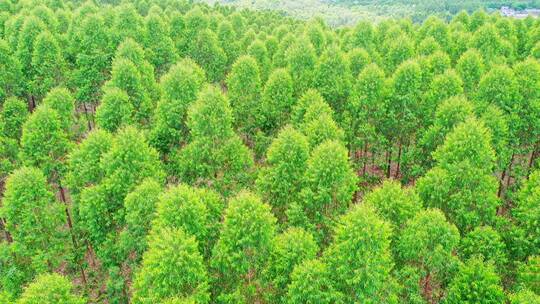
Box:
(260, 68, 294, 134)
(211, 191, 276, 301)
(264, 227, 318, 302)
(397, 209, 460, 302)
(323, 204, 397, 303)
(286, 259, 344, 304)
(41, 87, 75, 133)
(150, 58, 206, 154)
(189, 29, 227, 83)
(517, 255, 540, 294)
(445, 257, 505, 304)
(256, 125, 309, 222)
(95, 87, 133, 133)
(509, 289, 540, 304)
(19, 104, 70, 180)
(364, 180, 422, 230)
(173, 85, 253, 196)
(30, 31, 64, 101)
(286, 38, 316, 97)
(0, 97, 28, 140)
(513, 170, 540, 257)
(296, 140, 357, 242)
(312, 45, 351, 113)
(16, 273, 85, 304)
(132, 227, 210, 304)
(1, 167, 67, 279)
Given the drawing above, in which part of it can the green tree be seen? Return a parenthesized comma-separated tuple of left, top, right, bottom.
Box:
(119, 179, 162, 261)
(95, 87, 133, 133)
(30, 31, 64, 102)
(517, 255, 540, 294)
(312, 45, 351, 114)
(347, 48, 370, 79)
(0, 97, 28, 140)
(417, 118, 500, 233)
(217, 20, 239, 70)
(247, 39, 270, 82)
(256, 125, 309, 222)
(295, 140, 357, 242)
(19, 105, 70, 180)
(41, 87, 75, 134)
(264, 227, 318, 303)
(459, 226, 507, 271)
(16, 273, 85, 304)
(226, 55, 262, 137)
(286, 259, 343, 304)
(0, 38, 22, 103)
(1, 167, 67, 274)
(509, 289, 540, 304)
(513, 170, 540, 257)
(397, 209, 460, 302)
(456, 49, 484, 96)
(286, 38, 316, 97)
(189, 29, 226, 83)
(150, 58, 206, 154)
(211, 191, 276, 302)
(364, 180, 422, 231)
(445, 257, 505, 304)
(323, 204, 396, 303)
(132, 227, 210, 304)
(260, 68, 294, 134)
(143, 13, 176, 75)
(173, 85, 253, 196)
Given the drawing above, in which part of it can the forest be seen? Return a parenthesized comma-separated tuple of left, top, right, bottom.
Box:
(0, 0, 540, 303)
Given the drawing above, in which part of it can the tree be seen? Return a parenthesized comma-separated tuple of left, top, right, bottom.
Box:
(260, 68, 294, 134)
(247, 39, 270, 82)
(30, 31, 64, 102)
(264, 227, 318, 302)
(211, 191, 276, 302)
(445, 257, 505, 304)
(513, 170, 540, 257)
(16, 16, 45, 102)
(189, 29, 226, 83)
(509, 289, 540, 304)
(286, 259, 343, 304)
(150, 58, 206, 154)
(347, 48, 370, 78)
(120, 179, 162, 260)
(301, 101, 345, 149)
(295, 140, 357, 242)
(384, 34, 414, 73)
(286, 38, 316, 97)
(312, 45, 351, 114)
(217, 20, 240, 70)
(104, 58, 152, 125)
(0, 97, 28, 140)
(16, 273, 85, 304)
(422, 69, 463, 125)
(95, 87, 133, 133)
(173, 85, 253, 196)
(517, 255, 540, 294)
(41, 87, 75, 134)
(397, 209, 460, 302)
(1, 167, 67, 273)
(0, 38, 22, 103)
(226, 55, 262, 137)
(417, 118, 500, 233)
(131, 227, 210, 304)
(323, 204, 396, 303)
(364, 180, 422, 231)
(143, 13, 176, 75)
(152, 184, 212, 257)
(456, 49, 484, 95)
(459, 226, 507, 271)
(256, 125, 309, 222)
(19, 105, 70, 180)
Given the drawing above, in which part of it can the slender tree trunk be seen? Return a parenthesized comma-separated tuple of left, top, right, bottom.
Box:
(386, 148, 392, 178)
(362, 142, 368, 176)
(58, 183, 87, 286)
(82, 102, 92, 131)
(498, 167, 507, 198)
(0, 218, 12, 243)
(505, 153, 515, 189)
(395, 142, 402, 179)
(527, 142, 539, 177)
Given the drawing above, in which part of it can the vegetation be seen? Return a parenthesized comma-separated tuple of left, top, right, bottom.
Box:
(0, 0, 540, 303)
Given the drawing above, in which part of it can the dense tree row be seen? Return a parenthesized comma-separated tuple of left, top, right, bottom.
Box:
(0, 0, 540, 303)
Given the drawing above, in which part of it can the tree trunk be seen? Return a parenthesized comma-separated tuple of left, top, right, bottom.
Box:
(527, 142, 539, 177)
(395, 142, 402, 179)
(497, 167, 507, 198)
(82, 102, 92, 131)
(0, 218, 12, 243)
(505, 153, 515, 189)
(58, 184, 87, 286)
(362, 142, 368, 176)
(386, 148, 392, 178)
